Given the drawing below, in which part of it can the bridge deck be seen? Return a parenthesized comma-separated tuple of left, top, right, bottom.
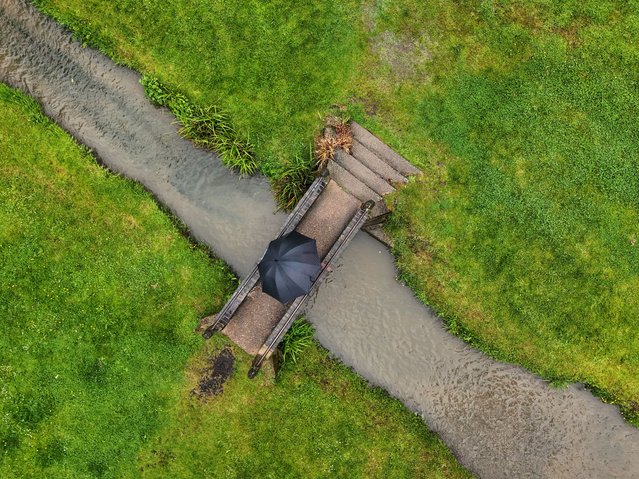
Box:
(202, 121, 420, 368)
(222, 180, 359, 354)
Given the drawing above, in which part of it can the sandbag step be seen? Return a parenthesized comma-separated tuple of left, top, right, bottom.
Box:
(351, 122, 421, 177)
(327, 161, 381, 203)
(334, 149, 395, 197)
(351, 139, 407, 185)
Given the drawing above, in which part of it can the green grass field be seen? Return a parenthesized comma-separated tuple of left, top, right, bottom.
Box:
(34, 0, 639, 422)
(355, 1, 639, 422)
(34, 0, 362, 176)
(137, 338, 471, 479)
(0, 83, 471, 478)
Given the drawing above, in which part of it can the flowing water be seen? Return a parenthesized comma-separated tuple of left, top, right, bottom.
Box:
(1, 2, 638, 477)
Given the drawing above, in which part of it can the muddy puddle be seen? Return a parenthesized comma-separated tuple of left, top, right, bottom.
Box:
(2, 1, 638, 477)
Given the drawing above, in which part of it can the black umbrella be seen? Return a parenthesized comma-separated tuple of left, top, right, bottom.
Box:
(258, 231, 321, 304)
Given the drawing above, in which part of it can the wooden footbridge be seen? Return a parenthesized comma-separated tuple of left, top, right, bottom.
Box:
(199, 122, 420, 377)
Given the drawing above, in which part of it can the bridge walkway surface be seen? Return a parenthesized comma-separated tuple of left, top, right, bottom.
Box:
(220, 180, 359, 356)
(200, 123, 417, 375)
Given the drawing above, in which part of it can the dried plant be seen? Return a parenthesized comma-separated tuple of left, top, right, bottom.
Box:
(313, 120, 353, 171)
(334, 122, 353, 152)
(314, 134, 337, 171)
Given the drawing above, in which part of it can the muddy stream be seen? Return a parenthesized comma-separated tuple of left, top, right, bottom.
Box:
(1, 1, 638, 477)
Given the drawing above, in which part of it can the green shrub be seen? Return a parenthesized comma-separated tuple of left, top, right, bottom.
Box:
(140, 75, 258, 175)
(140, 74, 172, 107)
(279, 317, 315, 367)
(272, 146, 316, 210)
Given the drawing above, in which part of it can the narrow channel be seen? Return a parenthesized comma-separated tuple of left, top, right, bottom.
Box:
(1, 1, 638, 477)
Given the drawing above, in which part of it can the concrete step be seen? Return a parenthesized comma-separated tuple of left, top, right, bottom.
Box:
(351, 139, 407, 185)
(334, 149, 395, 197)
(351, 122, 421, 177)
(327, 161, 381, 203)
(363, 224, 394, 248)
(369, 199, 390, 220)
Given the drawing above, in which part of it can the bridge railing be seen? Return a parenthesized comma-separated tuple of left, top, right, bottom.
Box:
(248, 200, 374, 378)
(202, 170, 329, 338)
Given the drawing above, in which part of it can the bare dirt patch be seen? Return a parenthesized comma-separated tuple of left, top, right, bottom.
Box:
(371, 30, 433, 80)
(194, 347, 235, 397)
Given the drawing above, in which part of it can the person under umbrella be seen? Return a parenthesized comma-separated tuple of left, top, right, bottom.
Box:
(258, 230, 321, 304)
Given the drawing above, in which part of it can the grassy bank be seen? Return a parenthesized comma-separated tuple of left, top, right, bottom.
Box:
(33, 0, 639, 421)
(353, 1, 639, 423)
(0, 83, 233, 476)
(0, 83, 471, 477)
(137, 337, 471, 479)
(34, 0, 362, 174)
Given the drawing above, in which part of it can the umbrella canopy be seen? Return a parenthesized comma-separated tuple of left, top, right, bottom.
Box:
(258, 231, 321, 304)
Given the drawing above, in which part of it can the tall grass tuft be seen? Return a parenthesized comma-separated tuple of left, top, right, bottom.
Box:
(140, 75, 258, 175)
(272, 145, 317, 211)
(0, 85, 50, 126)
(279, 317, 315, 368)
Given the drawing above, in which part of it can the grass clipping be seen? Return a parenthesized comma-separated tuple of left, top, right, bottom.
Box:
(141, 75, 258, 175)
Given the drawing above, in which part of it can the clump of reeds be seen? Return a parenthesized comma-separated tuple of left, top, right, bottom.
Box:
(275, 118, 354, 211)
(272, 145, 316, 211)
(141, 75, 258, 176)
(279, 317, 315, 368)
(313, 118, 353, 171)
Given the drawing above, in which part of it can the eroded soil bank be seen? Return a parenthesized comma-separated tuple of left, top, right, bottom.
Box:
(2, 1, 638, 477)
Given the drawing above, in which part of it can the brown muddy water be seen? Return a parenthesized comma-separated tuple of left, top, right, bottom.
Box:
(1, 1, 638, 477)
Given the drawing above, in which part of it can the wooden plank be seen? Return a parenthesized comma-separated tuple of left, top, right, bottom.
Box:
(247, 200, 374, 378)
(202, 172, 329, 338)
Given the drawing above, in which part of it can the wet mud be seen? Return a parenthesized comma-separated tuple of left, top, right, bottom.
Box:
(195, 347, 235, 398)
(2, 2, 639, 477)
